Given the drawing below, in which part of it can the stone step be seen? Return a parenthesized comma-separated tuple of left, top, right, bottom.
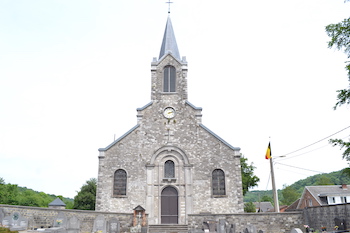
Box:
(148, 224, 189, 233)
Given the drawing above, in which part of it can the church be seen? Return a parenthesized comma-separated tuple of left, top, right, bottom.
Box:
(95, 16, 244, 225)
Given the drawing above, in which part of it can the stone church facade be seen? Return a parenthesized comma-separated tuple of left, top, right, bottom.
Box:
(95, 16, 244, 225)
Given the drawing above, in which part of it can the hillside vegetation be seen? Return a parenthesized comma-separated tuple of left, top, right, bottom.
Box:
(0, 178, 73, 208)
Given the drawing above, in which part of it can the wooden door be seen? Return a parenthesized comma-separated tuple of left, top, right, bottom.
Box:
(161, 186, 178, 224)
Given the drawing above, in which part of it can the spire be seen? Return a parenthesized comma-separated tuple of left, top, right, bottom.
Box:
(159, 16, 181, 61)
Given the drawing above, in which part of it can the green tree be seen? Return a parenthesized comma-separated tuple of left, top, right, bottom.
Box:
(342, 167, 350, 177)
(38, 192, 55, 206)
(241, 156, 260, 196)
(0, 183, 19, 205)
(326, 2, 350, 164)
(17, 190, 42, 207)
(244, 202, 256, 213)
(315, 175, 334, 185)
(281, 185, 300, 205)
(0, 178, 73, 207)
(73, 178, 97, 210)
(65, 201, 74, 209)
(260, 195, 273, 204)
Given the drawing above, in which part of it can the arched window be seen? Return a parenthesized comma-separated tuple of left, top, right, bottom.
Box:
(113, 169, 127, 196)
(163, 66, 176, 92)
(212, 169, 225, 196)
(164, 160, 175, 178)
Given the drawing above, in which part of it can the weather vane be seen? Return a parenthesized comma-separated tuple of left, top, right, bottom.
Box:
(166, 0, 173, 14)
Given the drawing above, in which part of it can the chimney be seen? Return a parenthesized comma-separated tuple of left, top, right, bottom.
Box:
(341, 184, 348, 190)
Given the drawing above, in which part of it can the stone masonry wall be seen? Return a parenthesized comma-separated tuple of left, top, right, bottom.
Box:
(302, 203, 350, 231)
(0, 204, 133, 233)
(188, 212, 304, 233)
(1, 204, 304, 233)
(3, 204, 350, 232)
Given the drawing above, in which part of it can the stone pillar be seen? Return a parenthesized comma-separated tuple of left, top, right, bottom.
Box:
(146, 164, 155, 224)
(184, 164, 193, 224)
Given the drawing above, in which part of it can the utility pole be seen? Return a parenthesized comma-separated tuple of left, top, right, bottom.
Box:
(270, 157, 280, 212)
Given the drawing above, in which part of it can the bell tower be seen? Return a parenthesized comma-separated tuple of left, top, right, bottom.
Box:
(150, 17, 188, 102)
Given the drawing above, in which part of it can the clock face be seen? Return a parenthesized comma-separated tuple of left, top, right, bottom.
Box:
(163, 107, 175, 119)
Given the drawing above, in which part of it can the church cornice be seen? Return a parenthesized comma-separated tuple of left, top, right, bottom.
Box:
(185, 101, 202, 123)
(137, 102, 153, 123)
(137, 101, 153, 111)
(199, 124, 240, 152)
(185, 100, 202, 110)
(98, 124, 140, 152)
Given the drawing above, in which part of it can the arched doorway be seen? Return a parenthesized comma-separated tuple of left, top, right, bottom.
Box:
(161, 186, 178, 224)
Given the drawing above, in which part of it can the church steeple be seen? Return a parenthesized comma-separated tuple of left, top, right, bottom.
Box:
(159, 16, 180, 61)
(151, 16, 187, 101)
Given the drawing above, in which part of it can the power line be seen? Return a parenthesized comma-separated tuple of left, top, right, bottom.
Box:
(258, 127, 349, 193)
(275, 167, 314, 177)
(280, 125, 350, 157)
(275, 162, 325, 174)
(280, 143, 330, 160)
(279, 134, 350, 161)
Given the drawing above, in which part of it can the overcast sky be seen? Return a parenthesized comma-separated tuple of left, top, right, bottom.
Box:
(1, 0, 350, 199)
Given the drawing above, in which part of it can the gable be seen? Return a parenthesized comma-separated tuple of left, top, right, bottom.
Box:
(298, 185, 350, 208)
(98, 124, 140, 152)
(199, 124, 240, 152)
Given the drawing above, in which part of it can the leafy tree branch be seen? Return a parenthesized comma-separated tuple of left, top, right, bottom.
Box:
(326, 2, 350, 164)
(241, 156, 260, 196)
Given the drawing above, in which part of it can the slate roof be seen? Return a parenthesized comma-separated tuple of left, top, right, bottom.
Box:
(49, 198, 66, 206)
(285, 198, 300, 211)
(133, 205, 145, 211)
(299, 185, 350, 207)
(307, 185, 350, 198)
(159, 16, 181, 61)
(253, 202, 274, 212)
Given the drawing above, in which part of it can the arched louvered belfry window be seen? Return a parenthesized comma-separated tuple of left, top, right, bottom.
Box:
(163, 66, 176, 92)
(113, 169, 127, 196)
(164, 160, 175, 178)
(212, 169, 226, 196)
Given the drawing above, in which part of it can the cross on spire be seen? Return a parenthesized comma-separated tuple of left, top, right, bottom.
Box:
(166, 0, 173, 14)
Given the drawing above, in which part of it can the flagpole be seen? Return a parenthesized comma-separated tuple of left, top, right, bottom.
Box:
(265, 141, 280, 212)
(270, 157, 280, 212)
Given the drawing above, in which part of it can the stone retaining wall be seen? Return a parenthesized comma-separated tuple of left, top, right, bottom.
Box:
(303, 203, 350, 231)
(0, 204, 133, 232)
(2, 203, 350, 233)
(188, 211, 304, 233)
